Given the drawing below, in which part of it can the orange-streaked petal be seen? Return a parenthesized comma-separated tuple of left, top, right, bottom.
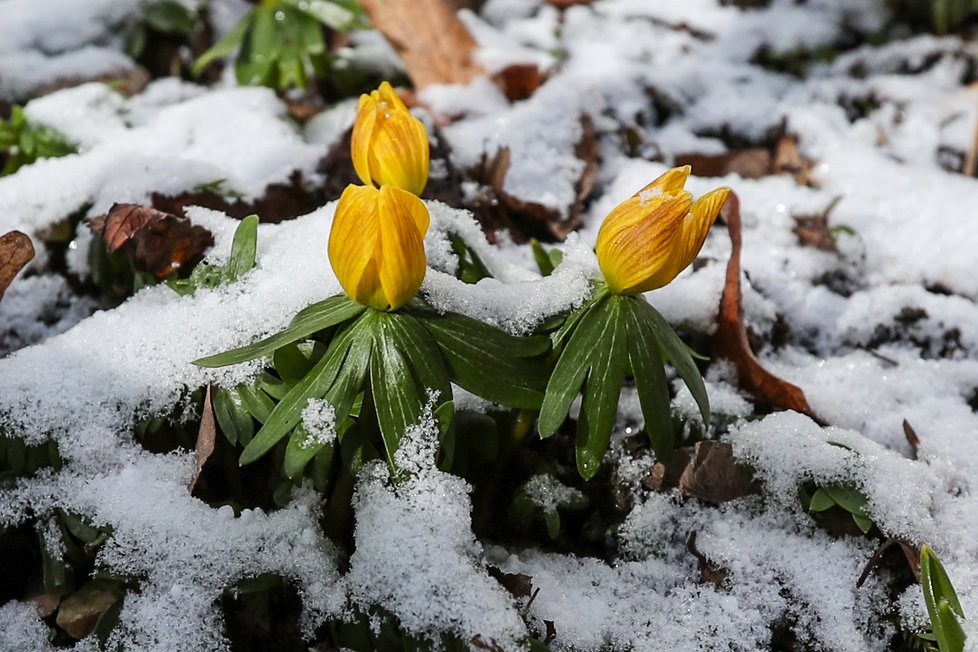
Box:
(376, 186, 429, 310)
(667, 186, 731, 275)
(634, 165, 691, 198)
(368, 107, 429, 195)
(351, 94, 378, 187)
(328, 184, 384, 308)
(596, 194, 691, 294)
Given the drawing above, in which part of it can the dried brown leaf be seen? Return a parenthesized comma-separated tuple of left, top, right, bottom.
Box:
(487, 565, 533, 598)
(676, 149, 772, 179)
(712, 192, 817, 416)
(678, 441, 761, 504)
(88, 203, 214, 279)
(55, 579, 124, 640)
(358, 0, 484, 89)
(189, 384, 217, 494)
(643, 448, 691, 492)
(774, 136, 812, 185)
(903, 419, 920, 460)
(0, 230, 35, 300)
(686, 531, 728, 587)
(493, 63, 547, 102)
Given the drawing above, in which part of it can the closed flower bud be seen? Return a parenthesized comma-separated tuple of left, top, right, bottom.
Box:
(328, 183, 430, 311)
(350, 81, 430, 196)
(595, 165, 729, 295)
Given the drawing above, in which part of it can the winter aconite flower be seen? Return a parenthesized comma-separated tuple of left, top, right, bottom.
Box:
(328, 183, 429, 311)
(351, 81, 429, 196)
(596, 165, 729, 295)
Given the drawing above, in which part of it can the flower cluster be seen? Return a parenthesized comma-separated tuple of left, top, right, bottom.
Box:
(328, 82, 430, 311)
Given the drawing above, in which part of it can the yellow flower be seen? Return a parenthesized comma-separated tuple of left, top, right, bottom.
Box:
(328, 183, 430, 311)
(350, 81, 430, 196)
(595, 165, 730, 295)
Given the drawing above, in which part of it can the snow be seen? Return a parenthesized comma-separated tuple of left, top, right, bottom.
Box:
(3, 0, 978, 649)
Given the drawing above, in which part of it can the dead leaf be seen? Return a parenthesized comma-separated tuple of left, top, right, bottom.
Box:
(493, 63, 547, 102)
(686, 531, 728, 587)
(857, 538, 921, 588)
(676, 149, 771, 179)
(678, 441, 761, 504)
(88, 203, 214, 279)
(774, 136, 812, 185)
(55, 579, 124, 640)
(470, 635, 505, 652)
(189, 384, 217, 494)
(546, 0, 593, 6)
(903, 419, 920, 460)
(487, 566, 533, 598)
(358, 0, 484, 89)
(643, 448, 692, 492)
(485, 116, 597, 241)
(793, 214, 836, 251)
(712, 192, 817, 417)
(677, 136, 813, 185)
(0, 230, 35, 300)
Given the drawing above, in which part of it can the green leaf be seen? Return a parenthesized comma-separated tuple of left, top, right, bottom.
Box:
(633, 299, 709, 425)
(623, 296, 674, 462)
(194, 295, 364, 367)
(543, 510, 561, 540)
(370, 316, 424, 469)
(239, 5, 279, 85)
(143, 1, 197, 34)
(538, 295, 613, 438)
(273, 342, 314, 386)
(385, 312, 451, 401)
(284, 0, 357, 30)
(821, 484, 869, 517)
(236, 384, 276, 423)
(238, 314, 370, 466)
(422, 311, 548, 409)
(213, 386, 254, 446)
(226, 215, 258, 282)
(921, 545, 967, 652)
(575, 296, 628, 479)
(192, 10, 253, 77)
(808, 488, 835, 512)
(852, 513, 873, 534)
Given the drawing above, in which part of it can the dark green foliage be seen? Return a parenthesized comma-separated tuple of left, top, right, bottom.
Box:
(0, 107, 77, 176)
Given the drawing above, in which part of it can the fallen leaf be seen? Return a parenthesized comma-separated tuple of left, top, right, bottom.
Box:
(643, 448, 692, 492)
(857, 538, 921, 587)
(677, 136, 813, 185)
(487, 566, 533, 598)
(0, 230, 35, 300)
(712, 192, 818, 416)
(686, 531, 728, 587)
(903, 419, 920, 460)
(676, 149, 771, 179)
(793, 213, 836, 251)
(493, 63, 547, 102)
(485, 116, 597, 241)
(55, 579, 124, 640)
(358, 0, 484, 89)
(678, 441, 761, 504)
(189, 384, 217, 494)
(470, 635, 505, 652)
(546, 0, 593, 6)
(88, 203, 214, 279)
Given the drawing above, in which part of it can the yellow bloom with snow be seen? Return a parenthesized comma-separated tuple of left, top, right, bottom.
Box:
(595, 165, 730, 295)
(351, 81, 430, 196)
(328, 183, 430, 311)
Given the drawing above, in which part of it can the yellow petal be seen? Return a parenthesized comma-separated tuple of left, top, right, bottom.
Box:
(376, 185, 429, 310)
(636, 165, 691, 197)
(663, 186, 730, 279)
(351, 93, 378, 188)
(328, 184, 386, 309)
(596, 194, 692, 294)
(368, 108, 430, 196)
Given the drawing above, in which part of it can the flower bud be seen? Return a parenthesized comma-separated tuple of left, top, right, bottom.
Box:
(328, 183, 430, 311)
(350, 81, 430, 196)
(596, 166, 729, 295)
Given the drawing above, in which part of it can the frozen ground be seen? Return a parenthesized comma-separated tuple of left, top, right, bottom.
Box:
(2, 0, 978, 650)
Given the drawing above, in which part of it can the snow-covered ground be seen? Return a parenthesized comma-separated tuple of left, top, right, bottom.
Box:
(2, 0, 978, 650)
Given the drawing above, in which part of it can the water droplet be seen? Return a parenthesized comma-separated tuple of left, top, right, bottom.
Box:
(274, 10, 285, 20)
(775, 203, 786, 213)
